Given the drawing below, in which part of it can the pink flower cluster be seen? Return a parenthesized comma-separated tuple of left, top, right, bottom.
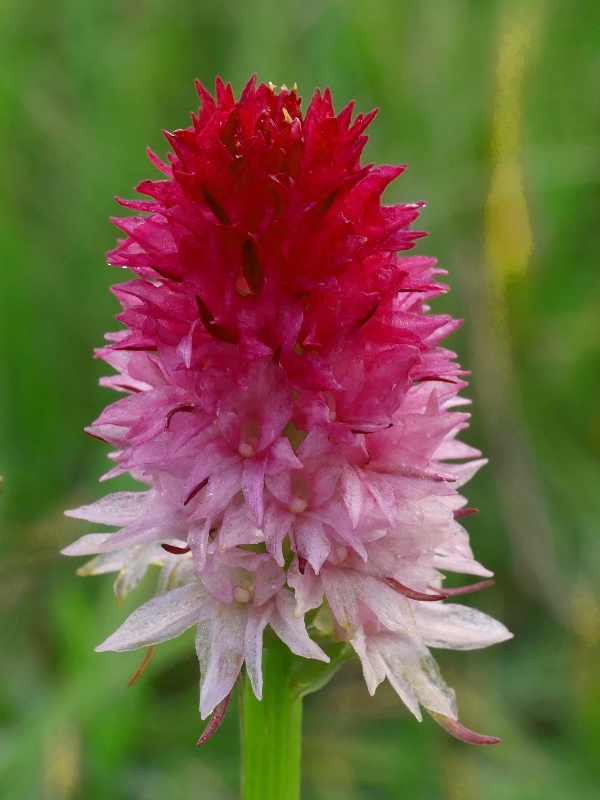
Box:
(64, 78, 510, 744)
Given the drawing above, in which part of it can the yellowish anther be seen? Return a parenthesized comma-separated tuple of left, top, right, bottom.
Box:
(292, 83, 298, 93)
(238, 441, 256, 458)
(233, 586, 252, 603)
(268, 82, 277, 92)
(336, 545, 348, 564)
(281, 84, 289, 92)
(232, 567, 255, 603)
(282, 108, 293, 124)
(289, 496, 308, 515)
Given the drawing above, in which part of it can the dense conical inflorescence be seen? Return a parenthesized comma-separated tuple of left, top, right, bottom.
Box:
(64, 77, 510, 744)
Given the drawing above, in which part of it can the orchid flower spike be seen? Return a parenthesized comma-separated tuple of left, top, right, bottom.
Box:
(64, 77, 511, 746)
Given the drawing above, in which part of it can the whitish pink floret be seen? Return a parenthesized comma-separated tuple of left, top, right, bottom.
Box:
(64, 77, 511, 744)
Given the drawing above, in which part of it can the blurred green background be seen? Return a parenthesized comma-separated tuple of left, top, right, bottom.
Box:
(1, 0, 599, 797)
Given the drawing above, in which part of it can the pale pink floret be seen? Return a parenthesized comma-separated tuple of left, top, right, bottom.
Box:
(64, 77, 512, 744)
(95, 551, 328, 718)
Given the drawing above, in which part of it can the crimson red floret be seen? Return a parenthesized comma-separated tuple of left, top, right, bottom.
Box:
(105, 77, 458, 393)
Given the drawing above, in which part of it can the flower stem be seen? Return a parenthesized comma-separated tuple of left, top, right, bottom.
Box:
(240, 636, 303, 800)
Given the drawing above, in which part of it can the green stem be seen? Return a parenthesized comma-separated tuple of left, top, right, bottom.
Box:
(240, 636, 303, 800)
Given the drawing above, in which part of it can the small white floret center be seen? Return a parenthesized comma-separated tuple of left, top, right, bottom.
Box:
(289, 495, 308, 515)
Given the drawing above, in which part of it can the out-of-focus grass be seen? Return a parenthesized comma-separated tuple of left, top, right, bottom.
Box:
(1, 0, 599, 797)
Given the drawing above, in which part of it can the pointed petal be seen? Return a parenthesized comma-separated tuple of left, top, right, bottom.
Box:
(363, 472, 397, 524)
(156, 551, 188, 595)
(96, 582, 205, 651)
(442, 459, 488, 487)
(366, 633, 457, 720)
(253, 559, 286, 606)
(321, 567, 359, 633)
(188, 520, 211, 572)
(219, 503, 263, 551)
(286, 559, 324, 615)
(415, 603, 513, 650)
(62, 533, 113, 556)
(318, 500, 367, 561)
(263, 503, 293, 566)
(432, 553, 494, 578)
(264, 436, 303, 472)
(65, 491, 150, 525)
(76, 548, 133, 576)
(241, 459, 266, 525)
(244, 604, 273, 700)
(197, 463, 244, 518)
(352, 630, 388, 696)
(293, 517, 331, 574)
(197, 602, 246, 718)
(434, 530, 494, 578)
(270, 589, 329, 662)
(112, 543, 156, 604)
(340, 465, 365, 529)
